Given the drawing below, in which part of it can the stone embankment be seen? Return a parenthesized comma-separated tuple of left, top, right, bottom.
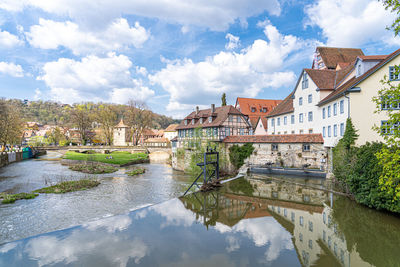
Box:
(0, 149, 46, 168)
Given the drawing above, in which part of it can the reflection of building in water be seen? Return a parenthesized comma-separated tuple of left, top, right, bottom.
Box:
(246, 177, 371, 267)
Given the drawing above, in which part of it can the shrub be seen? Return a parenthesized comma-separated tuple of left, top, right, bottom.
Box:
(229, 143, 254, 170)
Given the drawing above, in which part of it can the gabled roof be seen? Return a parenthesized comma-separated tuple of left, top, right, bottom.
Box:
(358, 55, 388, 61)
(176, 105, 248, 130)
(305, 69, 336, 89)
(223, 133, 324, 143)
(318, 48, 400, 106)
(266, 92, 294, 117)
(235, 97, 282, 116)
(165, 124, 179, 132)
(316, 47, 364, 69)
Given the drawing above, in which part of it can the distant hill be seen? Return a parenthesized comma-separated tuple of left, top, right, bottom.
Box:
(7, 99, 180, 129)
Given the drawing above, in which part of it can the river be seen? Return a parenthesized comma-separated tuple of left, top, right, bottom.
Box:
(0, 152, 192, 244)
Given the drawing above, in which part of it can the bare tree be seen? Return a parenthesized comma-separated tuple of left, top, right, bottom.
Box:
(70, 104, 93, 145)
(0, 99, 24, 147)
(125, 100, 153, 146)
(96, 104, 118, 145)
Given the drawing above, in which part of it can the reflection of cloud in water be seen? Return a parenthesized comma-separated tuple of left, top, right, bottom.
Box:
(0, 242, 17, 253)
(226, 236, 240, 252)
(163, 252, 240, 267)
(25, 229, 148, 266)
(216, 217, 293, 263)
(150, 200, 196, 228)
(84, 215, 132, 233)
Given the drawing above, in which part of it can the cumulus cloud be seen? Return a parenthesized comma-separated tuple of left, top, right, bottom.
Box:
(0, 29, 23, 48)
(150, 23, 301, 116)
(225, 33, 240, 50)
(0, 61, 24, 77)
(305, 0, 400, 47)
(38, 53, 154, 104)
(0, 0, 281, 31)
(27, 18, 149, 55)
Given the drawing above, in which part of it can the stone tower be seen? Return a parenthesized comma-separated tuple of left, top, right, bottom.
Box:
(113, 119, 130, 146)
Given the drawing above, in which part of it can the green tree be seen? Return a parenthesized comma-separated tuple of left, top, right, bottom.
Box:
(96, 104, 118, 145)
(0, 99, 24, 146)
(382, 0, 400, 36)
(229, 143, 254, 171)
(221, 93, 227, 106)
(70, 104, 93, 145)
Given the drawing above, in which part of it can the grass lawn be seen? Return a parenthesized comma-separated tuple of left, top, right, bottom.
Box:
(64, 151, 149, 165)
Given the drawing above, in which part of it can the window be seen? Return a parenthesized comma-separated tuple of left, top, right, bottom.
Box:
(284, 116, 287, 125)
(291, 212, 295, 222)
(299, 97, 303, 106)
(328, 106, 331, 117)
(226, 127, 231, 136)
(328, 126, 331, 137)
(340, 123, 344, 136)
(381, 120, 400, 135)
(357, 64, 361, 76)
(214, 127, 218, 137)
(300, 129, 304, 134)
(271, 144, 278, 151)
(240, 128, 244, 135)
(389, 66, 400, 81)
(228, 115, 233, 122)
(308, 111, 313, 122)
(291, 115, 295, 124)
(291, 130, 295, 134)
(237, 116, 241, 123)
(200, 118, 203, 124)
(299, 233, 303, 242)
(340, 100, 344, 114)
(333, 103, 337, 116)
(381, 96, 400, 110)
(184, 119, 188, 125)
(271, 118, 275, 127)
(308, 94, 312, 103)
(334, 124, 338, 137)
(263, 108, 267, 113)
(251, 107, 256, 112)
(277, 118, 281, 126)
(299, 113, 303, 123)
(209, 116, 212, 123)
(309, 240, 313, 249)
(308, 129, 313, 133)
(191, 119, 195, 125)
(323, 108, 326, 119)
(302, 144, 310, 151)
(323, 127, 326, 137)
(302, 72, 309, 89)
(308, 221, 313, 232)
(300, 216, 304, 226)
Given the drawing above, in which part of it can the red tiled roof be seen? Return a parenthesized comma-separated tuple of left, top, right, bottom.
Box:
(359, 55, 388, 61)
(222, 134, 324, 143)
(318, 48, 400, 106)
(145, 137, 169, 143)
(317, 47, 364, 69)
(176, 105, 246, 130)
(235, 97, 282, 116)
(165, 124, 179, 132)
(266, 92, 294, 117)
(305, 69, 336, 89)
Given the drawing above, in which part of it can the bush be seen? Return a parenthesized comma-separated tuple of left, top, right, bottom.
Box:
(229, 143, 254, 170)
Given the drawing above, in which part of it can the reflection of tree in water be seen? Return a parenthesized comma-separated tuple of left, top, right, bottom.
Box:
(331, 197, 400, 266)
(224, 178, 255, 196)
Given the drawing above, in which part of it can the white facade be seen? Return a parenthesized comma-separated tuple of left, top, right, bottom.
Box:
(164, 130, 177, 141)
(254, 119, 267, 135)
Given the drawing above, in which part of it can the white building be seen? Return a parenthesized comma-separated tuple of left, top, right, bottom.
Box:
(266, 47, 398, 147)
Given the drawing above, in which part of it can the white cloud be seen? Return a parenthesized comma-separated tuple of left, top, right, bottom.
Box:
(27, 18, 149, 55)
(149, 23, 301, 116)
(2, 0, 281, 31)
(33, 88, 42, 100)
(38, 53, 154, 104)
(225, 33, 240, 50)
(305, 0, 400, 47)
(0, 61, 24, 77)
(0, 29, 22, 48)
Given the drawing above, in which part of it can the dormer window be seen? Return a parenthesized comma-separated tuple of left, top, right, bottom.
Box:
(184, 119, 187, 125)
(357, 64, 362, 76)
(251, 107, 256, 112)
(191, 119, 195, 125)
(208, 116, 212, 123)
(263, 108, 267, 113)
(200, 118, 203, 124)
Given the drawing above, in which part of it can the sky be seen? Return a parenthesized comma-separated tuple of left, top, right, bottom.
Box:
(0, 0, 399, 118)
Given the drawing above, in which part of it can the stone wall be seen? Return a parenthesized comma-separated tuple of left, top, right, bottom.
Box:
(172, 141, 329, 174)
(0, 151, 24, 168)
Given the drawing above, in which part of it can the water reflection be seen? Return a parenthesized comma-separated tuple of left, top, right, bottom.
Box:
(1, 176, 400, 266)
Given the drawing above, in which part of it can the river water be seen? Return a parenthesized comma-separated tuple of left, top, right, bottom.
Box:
(0, 152, 192, 244)
(1, 154, 400, 266)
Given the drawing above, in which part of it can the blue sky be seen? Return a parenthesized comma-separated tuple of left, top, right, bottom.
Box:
(0, 0, 399, 118)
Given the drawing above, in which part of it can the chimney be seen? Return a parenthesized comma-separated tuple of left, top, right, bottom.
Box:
(211, 104, 215, 113)
(196, 106, 199, 114)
